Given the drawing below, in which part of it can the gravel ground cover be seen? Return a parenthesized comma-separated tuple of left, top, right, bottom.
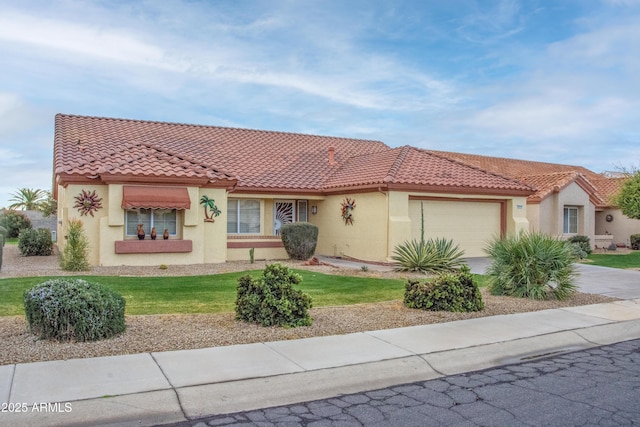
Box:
(0, 246, 617, 365)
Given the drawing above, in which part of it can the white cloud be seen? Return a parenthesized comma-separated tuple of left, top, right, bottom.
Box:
(0, 10, 182, 71)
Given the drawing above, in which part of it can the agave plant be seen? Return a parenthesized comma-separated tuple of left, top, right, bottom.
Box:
(485, 231, 577, 300)
(392, 237, 465, 274)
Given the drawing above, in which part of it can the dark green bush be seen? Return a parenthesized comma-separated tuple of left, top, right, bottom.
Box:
(404, 265, 484, 312)
(567, 235, 591, 255)
(392, 238, 465, 274)
(60, 219, 90, 271)
(18, 228, 53, 256)
(280, 223, 319, 260)
(0, 235, 4, 271)
(0, 209, 32, 238)
(0, 225, 7, 243)
(485, 231, 576, 300)
(23, 279, 126, 342)
(236, 263, 312, 327)
(631, 234, 640, 250)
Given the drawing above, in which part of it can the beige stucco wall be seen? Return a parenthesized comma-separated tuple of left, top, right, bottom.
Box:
(57, 184, 229, 267)
(596, 208, 640, 247)
(313, 192, 389, 261)
(314, 191, 529, 262)
(530, 182, 596, 247)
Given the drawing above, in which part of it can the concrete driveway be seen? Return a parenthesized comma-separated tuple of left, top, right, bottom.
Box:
(465, 257, 640, 300)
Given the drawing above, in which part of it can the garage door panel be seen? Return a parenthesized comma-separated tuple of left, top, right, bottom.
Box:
(409, 200, 501, 257)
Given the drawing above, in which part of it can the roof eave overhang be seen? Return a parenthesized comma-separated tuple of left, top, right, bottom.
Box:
(384, 183, 534, 197)
(56, 172, 238, 189)
(231, 186, 324, 196)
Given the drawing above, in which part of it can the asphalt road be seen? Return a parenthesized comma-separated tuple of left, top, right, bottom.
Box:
(169, 338, 640, 427)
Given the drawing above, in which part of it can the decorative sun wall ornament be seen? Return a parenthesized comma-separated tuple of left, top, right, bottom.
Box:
(73, 189, 103, 217)
(341, 197, 356, 225)
(200, 195, 222, 222)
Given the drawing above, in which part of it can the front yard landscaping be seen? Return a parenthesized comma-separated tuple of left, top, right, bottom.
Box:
(0, 271, 407, 316)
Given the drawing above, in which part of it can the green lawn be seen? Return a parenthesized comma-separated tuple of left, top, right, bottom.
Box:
(0, 270, 407, 316)
(587, 251, 640, 269)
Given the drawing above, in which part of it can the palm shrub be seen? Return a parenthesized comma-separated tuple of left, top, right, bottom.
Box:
(23, 279, 126, 341)
(485, 231, 577, 300)
(631, 234, 640, 250)
(392, 237, 465, 274)
(280, 223, 319, 260)
(60, 219, 90, 271)
(236, 263, 312, 327)
(18, 228, 53, 256)
(404, 265, 484, 312)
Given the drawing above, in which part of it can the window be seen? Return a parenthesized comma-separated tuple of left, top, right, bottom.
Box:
(227, 199, 261, 234)
(563, 207, 578, 234)
(297, 200, 308, 222)
(126, 208, 177, 237)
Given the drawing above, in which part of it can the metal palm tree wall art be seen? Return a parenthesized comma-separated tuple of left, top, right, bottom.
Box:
(200, 195, 221, 222)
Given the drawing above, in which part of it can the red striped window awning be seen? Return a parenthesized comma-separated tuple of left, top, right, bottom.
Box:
(121, 186, 191, 210)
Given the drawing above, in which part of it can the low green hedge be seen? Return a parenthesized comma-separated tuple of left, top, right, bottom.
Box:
(24, 279, 126, 341)
(404, 265, 484, 312)
(18, 228, 53, 256)
(236, 263, 312, 327)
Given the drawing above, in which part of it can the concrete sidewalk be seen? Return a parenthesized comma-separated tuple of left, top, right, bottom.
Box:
(2, 300, 640, 427)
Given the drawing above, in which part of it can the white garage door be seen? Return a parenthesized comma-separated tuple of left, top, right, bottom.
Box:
(409, 200, 502, 257)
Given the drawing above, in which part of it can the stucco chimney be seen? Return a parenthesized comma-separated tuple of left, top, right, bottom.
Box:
(328, 147, 335, 166)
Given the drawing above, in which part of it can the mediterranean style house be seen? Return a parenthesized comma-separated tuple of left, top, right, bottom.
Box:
(53, 114, 637, 267)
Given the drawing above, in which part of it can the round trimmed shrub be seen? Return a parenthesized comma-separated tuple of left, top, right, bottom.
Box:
(280, 223, 318, 260)
(24, 279, 126, 342)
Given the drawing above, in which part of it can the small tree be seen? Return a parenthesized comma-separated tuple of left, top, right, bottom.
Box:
(60, 219, 90, 271)
(39, 191, 58, 217)
(613, 172, 640, 219)
(0, 209, 33, 238)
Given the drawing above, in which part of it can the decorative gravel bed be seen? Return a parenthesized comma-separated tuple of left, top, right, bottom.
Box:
(0, 246, 618, 365)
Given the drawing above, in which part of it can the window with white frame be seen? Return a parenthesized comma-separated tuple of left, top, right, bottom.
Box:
(563, 206, 579, 234)
(126, 208, 178, 237)
(227, 199, 261, 234)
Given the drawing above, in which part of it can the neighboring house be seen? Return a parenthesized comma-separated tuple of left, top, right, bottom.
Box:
(53, 114, 534, 266)
(429, 151, 640, 248)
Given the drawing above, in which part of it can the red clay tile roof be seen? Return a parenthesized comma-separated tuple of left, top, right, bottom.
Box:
(429, 150, 617, 206)
(323, 146, 534, 195)
(54, 114, 388, 191)
(590, 177, 626, 206)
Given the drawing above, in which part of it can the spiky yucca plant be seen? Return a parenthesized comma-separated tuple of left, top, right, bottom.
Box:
(392, 237, 465, 274)
(485, 231, 576, 300)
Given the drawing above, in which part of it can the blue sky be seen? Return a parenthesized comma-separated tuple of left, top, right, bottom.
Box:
(1, 0, 639, 208)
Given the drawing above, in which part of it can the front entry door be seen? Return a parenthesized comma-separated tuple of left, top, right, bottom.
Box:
(274, 201, 295, 235)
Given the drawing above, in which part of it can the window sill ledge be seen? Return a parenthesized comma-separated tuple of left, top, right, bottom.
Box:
(115, 240, 193, 254)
